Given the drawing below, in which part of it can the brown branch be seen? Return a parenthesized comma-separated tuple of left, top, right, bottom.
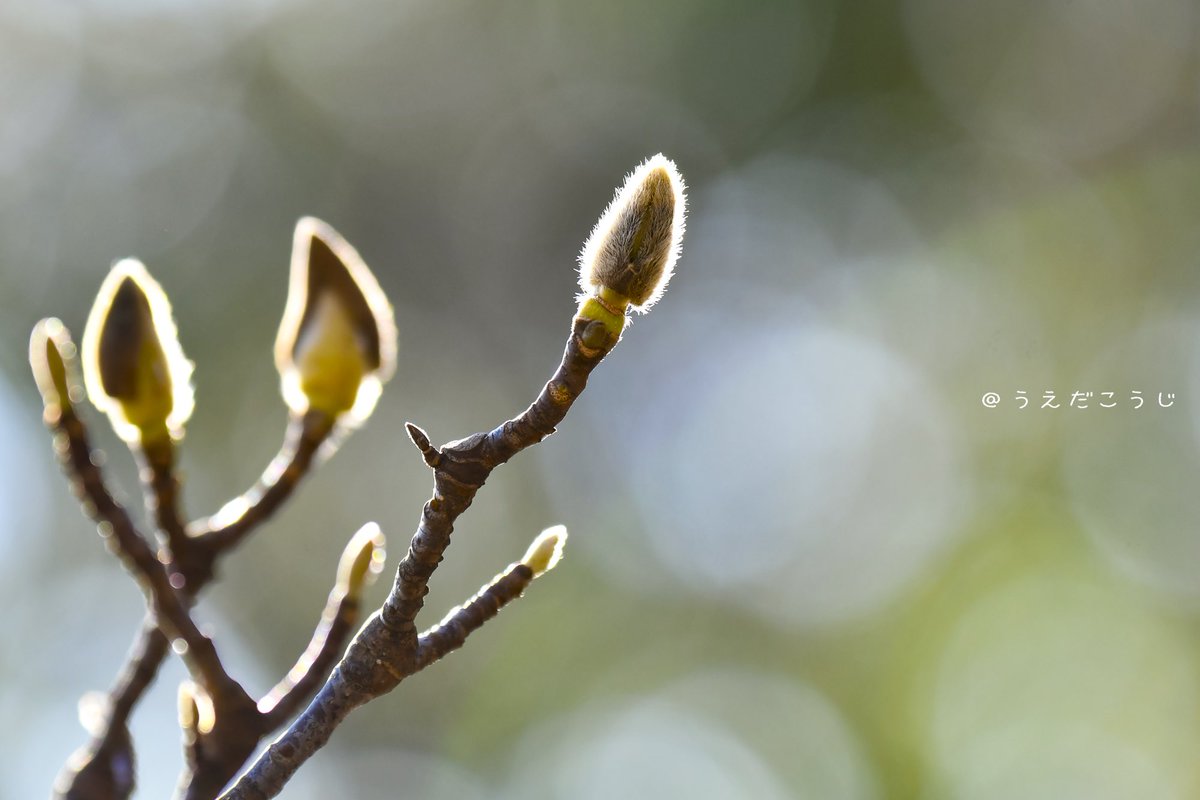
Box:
(35, 326, 264, 800)
(48, 398, 242, 696)
(191, 411, 335, 550)
(257, 590, 361, 729)
(415, 561, 535, 672)
(136, 437, 191, 571)
(221, 311, 617, 800)
(49, 406, 335, 799)
(85, 410, 338, 786)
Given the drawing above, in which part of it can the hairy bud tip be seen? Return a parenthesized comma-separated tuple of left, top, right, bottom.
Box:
(578, 154, 687, 313)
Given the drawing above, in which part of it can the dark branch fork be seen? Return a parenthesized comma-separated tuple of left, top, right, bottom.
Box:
(39, 338, 358, 800)
(38, 153, 684, 799)
(221, 313, 618, 799)
(88, 409, 336, 783)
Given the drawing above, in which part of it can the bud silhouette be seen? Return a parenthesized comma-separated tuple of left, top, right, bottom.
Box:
(275, 218, 397, 423)
(177, 681, 215, 737)
(336, 522, 387, 596)
(30, 318, 77, 412)
(578, 154, 686, 314)
(80, 260, 194, 444)
(521, 525, 567, 577)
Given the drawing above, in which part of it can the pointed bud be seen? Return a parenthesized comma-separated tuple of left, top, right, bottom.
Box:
(336, 522, 387, 597)
(275, 217, 397, 424)
(30, 318, 78, 412)
(521, 525, 567, 578)
(578, 154, 686, 318)
(80, 260, 194, 444)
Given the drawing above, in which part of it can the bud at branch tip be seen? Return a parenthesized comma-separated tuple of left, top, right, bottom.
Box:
(578, 154, 686, 318)
(522, 525, 567, 577)
(337, 522, 387, 596)
(80, 259, 194, 444)
(275, 217, 398, 425)
(30, 318, 77, 410)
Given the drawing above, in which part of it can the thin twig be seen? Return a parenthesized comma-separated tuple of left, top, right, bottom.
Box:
(257, 591, 361, 729)
(136, 437, 191, 573)
(415, 561, 535, 671)
(34, 331, 263, 800)
(222, 311, 619, 799)
(192, 411, 336, 550)
(49, 400, 243, 698)
(52, 410, 335, 799)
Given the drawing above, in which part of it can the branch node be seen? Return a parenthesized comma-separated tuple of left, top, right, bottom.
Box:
(405, 422, 441, 468)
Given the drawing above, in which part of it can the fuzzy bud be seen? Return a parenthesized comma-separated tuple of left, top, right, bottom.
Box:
(578, 154, 686, 315)
(80, 260, 194, 444)
(275, 217, 397, 423)
(30, 318, 78, 412)
(521, 525, 567, 578)
(336, 522, 387, 597)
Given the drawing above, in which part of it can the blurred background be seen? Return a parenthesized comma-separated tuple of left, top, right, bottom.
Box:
(4, 0, 1200, 797)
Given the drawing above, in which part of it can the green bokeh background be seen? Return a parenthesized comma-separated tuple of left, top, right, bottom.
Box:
(4, 1, 1200, 797)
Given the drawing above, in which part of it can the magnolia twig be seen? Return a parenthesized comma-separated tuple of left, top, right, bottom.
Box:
(192, 411, 336, 549)
(222, 311, 618, 799)
(257, 523, 383, 729)
(257, 595, 361, 730)
(137, 437, 191, 569)
(171, 525, 383, 800)
(44, 376, 243, 697)
(415, 555, 545, 672)
(41, 154, 685, 800)
(95, 410, 336, 745)
(34, 323, 257, 799)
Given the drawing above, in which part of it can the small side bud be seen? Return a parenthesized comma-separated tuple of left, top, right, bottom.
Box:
(77, 691, 111, 738)
(30, 318, 78, 411)
(578, 154, 687, 318)
(177, 680, 215, 736)
(521, 525, 567, 578)
(336, 522, 387, 597)
(80, 260, 194, 444)
(275, 217, 398, 424)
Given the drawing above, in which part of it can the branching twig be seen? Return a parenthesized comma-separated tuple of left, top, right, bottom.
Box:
(222, 312, 619, 799)
(258, 523, 385, 729)
(192, 411, 336, 550)
(414, 525, 564, 671)
(41, 356, 244, 698)
(34, 322, 257, 799)
(38, 154, 686, 800)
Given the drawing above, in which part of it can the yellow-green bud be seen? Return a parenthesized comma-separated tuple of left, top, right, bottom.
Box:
(521, 525, 567, 577)
(80, 260, 194, 444)
(578, 154, 686, 313)
(30, 318, 77, 411)
(275, 217, 397, 424)
(335, 522, 387, 597)
(177, 681, 215, 736)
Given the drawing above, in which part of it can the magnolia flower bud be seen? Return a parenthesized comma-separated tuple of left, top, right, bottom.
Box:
(335, 522, 387, 597)
(275, 217, 397, 423)
(29, 318, 77, 412)
(578, 154, 686, 315)
(521, 525, 567, 577)
(177, 681, 215, 736)
(80, 260, 194, 444)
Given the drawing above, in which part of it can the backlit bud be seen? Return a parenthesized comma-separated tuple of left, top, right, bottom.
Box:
(336, 522, 387, 597)
(30, 318, 77, 411)
(578, 154, 686, 314)
(80, 260, 194, 444)
(177, 681, 215, 736)
(521, 525, 567, 578)
(275, 217, 397, 423)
